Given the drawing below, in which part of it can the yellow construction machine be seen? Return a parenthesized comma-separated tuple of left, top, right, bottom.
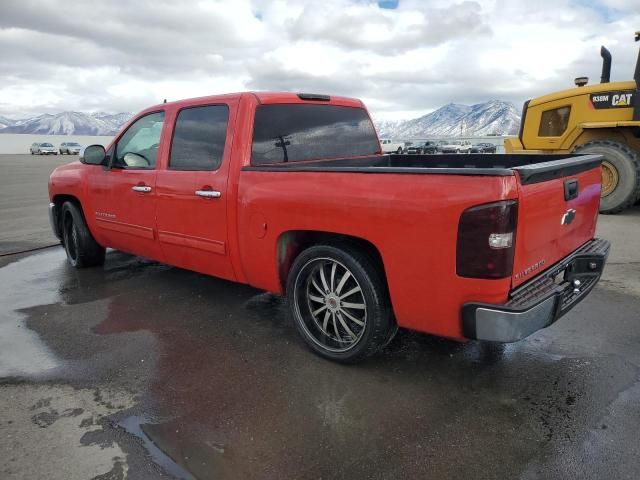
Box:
(506, 32, 640, 213)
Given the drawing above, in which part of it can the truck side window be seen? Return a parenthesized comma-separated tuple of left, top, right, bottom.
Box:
(251, 104, 380, 164)
(115, 111, 165, 169)
(169, 105, 229, 170)
(538, 106, 571, 137)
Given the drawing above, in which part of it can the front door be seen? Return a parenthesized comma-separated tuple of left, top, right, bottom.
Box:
(155, 103, 235, 280)
(91, 110, 166, 261)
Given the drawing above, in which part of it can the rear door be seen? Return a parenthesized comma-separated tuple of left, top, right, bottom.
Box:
(155, 102, 236, 281)
(511, 156, 602, 287)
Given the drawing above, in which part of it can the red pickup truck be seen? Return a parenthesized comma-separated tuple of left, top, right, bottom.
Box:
(48, 92, 610, 362)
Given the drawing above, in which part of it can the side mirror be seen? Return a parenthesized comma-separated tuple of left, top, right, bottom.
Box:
(80, 144, 106, 165)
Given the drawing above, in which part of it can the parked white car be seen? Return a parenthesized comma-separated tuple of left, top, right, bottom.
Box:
(440, 140, 472, 153)
(59, 142, 83, 155)
(380, 139, 404, 154)
(30, 142, 58, 155)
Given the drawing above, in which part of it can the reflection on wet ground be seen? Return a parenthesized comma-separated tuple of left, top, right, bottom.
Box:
(1, 248, 640, 479)
(0, 252, 61, 377)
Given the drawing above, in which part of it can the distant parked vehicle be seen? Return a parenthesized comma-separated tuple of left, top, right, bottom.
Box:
(380, 139, 404, 154)
(470, 142, 497, 153)
(440, 140, 472, 154)
(30, 142, 57, 155)
(405, 141, 439, 154)
(435, 140, 448, 153)
(59, 142, 82, 155)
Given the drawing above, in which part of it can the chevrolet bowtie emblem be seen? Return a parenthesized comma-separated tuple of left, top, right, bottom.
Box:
(561, 208, 576, 225)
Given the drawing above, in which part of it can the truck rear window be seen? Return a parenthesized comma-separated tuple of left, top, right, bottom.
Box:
(251, 104, 380, 165)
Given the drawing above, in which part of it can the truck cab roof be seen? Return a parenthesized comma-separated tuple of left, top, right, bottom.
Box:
(146, 92, 364, 113)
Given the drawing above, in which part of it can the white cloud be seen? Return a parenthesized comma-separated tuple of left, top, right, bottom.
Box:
(0, 0, 639, 120)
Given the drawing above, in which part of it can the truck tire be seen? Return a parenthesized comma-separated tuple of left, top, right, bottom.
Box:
(60, 201, 105, 268)
(396, 147, 403, 154)
(287, 244, 395, 363)
(573, 140, 640, 214)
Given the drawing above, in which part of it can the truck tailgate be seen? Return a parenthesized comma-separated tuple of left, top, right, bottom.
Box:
(511, 155, 602, 288)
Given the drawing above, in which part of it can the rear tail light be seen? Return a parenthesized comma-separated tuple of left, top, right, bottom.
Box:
(457, 200, 518, 279)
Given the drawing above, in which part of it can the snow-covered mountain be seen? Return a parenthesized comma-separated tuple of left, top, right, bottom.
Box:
(1, 101, 519, 137)
(372, 119, 406, 139)
(0, 112, 133, 135)
(0, 115, 16, 130)
(374, 100, 521, 138)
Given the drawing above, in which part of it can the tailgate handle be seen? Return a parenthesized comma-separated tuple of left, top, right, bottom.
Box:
(564, 179, 579, 201)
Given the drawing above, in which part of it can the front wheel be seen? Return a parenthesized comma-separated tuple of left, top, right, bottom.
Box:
(61, 201, 106, 268)
(287, 244, 395, 363)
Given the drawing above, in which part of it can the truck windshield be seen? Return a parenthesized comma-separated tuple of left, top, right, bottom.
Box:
(251, 104, 380, 164)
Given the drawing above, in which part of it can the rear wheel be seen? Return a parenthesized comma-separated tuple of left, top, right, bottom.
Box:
(287, 244, 395, 363)
(396, 147, 402, 154)
(574, 140, 640, 214)
(61, 201, 105, 268)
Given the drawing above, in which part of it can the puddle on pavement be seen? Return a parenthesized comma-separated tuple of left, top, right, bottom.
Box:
(119, 415, 195, 480)
(3, 246, 638, 479)
(0, 249, 66, 377)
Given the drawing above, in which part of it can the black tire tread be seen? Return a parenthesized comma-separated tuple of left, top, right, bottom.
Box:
(573, 139, 640, 214)
(61, 201, 105, 268)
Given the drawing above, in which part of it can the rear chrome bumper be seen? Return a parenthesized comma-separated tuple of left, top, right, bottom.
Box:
(462, 238, 610, 342)
(49, 202, 61, 240)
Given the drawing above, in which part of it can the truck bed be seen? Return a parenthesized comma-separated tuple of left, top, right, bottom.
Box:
(244, 153, 602, 184)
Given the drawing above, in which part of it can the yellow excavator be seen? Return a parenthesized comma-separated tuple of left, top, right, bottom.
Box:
(506, 32, 640, 213)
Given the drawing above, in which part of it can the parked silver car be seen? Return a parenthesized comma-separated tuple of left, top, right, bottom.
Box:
(30, 142, 58, 155)
(59, 142, 82, 155)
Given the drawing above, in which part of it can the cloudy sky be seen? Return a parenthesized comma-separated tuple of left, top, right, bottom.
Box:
(1, 0, 640, 120)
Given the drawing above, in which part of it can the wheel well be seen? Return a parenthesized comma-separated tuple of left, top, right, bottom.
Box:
(277, 231, 387, 294)
(52, 194, 83, 234)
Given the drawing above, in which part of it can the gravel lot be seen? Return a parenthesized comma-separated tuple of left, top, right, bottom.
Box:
(0, 153, 639, 479)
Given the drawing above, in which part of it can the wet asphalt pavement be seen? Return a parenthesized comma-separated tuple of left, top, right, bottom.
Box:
(1, 155, 639, 479)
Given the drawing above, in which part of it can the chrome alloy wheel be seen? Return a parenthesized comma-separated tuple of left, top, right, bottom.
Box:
(293, 258, 367, 353)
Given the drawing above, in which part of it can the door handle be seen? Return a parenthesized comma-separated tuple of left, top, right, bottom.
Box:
(195, 190, 221, 198)
(132, 185, 152, 193)
(564, 179, 579, 201)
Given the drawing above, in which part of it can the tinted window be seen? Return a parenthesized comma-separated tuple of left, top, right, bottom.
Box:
(169, 105, 229, 170)
(251, 104, 380, 165)
(115, 111, 165, 168)
(538, 106, 571, 137)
